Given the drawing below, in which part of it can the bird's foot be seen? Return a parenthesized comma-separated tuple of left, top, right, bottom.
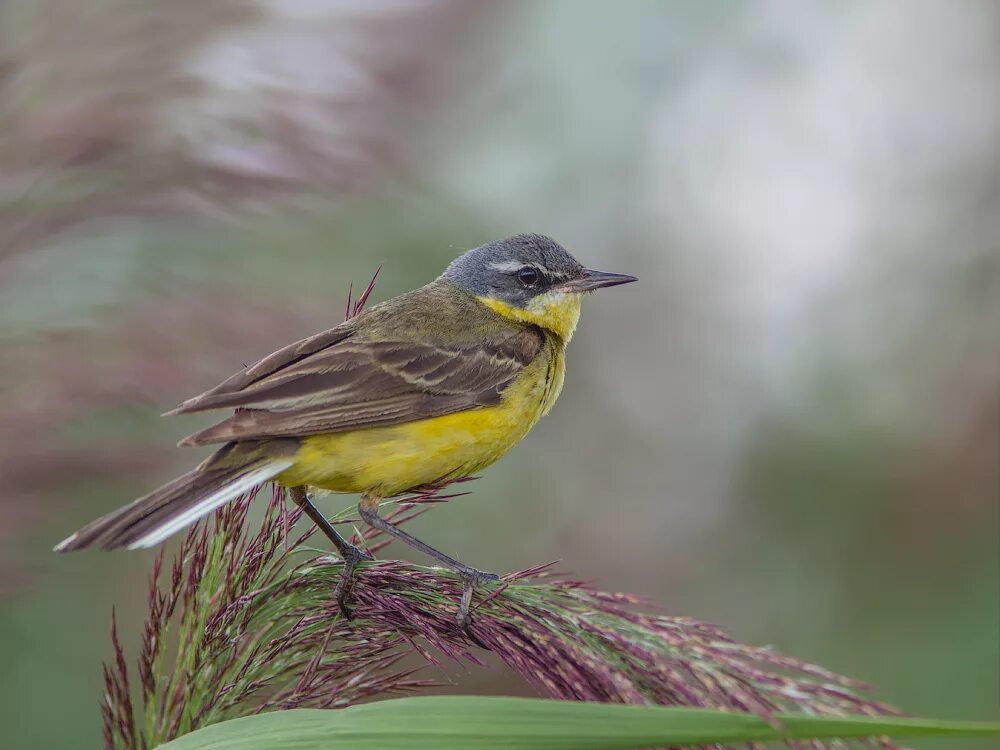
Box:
(456, 568, 500, 646)
(332, 543, 374, 619)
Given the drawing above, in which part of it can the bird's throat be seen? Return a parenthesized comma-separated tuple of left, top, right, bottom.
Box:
(476, 291, 582, 342)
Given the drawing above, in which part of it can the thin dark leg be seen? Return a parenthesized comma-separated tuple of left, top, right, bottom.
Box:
(289, 486, 356, 554)
(290, 486, 371, 618)
(358, 493, 498, 633)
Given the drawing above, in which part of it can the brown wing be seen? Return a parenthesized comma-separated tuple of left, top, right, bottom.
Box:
(172, 328, 545, 446)
(166, 325, 356, 415)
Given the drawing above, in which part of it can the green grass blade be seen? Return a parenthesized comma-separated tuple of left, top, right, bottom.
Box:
(158, 695, 1000, 750)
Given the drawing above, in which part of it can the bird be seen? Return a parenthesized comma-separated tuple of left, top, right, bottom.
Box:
(55, 233, 636, 625)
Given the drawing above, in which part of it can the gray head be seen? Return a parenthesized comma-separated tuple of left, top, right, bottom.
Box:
(442, 233, 635, 307)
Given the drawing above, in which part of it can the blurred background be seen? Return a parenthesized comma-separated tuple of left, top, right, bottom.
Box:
(1, 1, 997, 747)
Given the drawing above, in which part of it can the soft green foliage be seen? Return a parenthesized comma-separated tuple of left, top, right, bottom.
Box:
(158, 696, 1000, 750)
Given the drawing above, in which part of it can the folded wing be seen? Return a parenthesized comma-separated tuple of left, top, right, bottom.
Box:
(172, 327, 545, 446)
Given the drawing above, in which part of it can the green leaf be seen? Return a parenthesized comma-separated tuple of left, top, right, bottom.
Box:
(158, 696, 1000, 750)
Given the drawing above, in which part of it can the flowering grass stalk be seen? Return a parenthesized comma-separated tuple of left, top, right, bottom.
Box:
(101, 481, 903, 750)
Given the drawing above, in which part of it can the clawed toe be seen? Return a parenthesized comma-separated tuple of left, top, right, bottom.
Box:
(455, 568, 499, 642)
(461, 568, 500, 585)
(344, 546, 373, 563)
(333, 569, 358, 619)
(333, 544, 372, 620)
(475, 570, 500, 584)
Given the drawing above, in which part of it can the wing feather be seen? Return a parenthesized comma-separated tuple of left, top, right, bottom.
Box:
(165, 326, 355, 415)
(175, 328, 544, 446)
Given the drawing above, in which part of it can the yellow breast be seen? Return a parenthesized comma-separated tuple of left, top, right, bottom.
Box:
(279, 343, 564, 497)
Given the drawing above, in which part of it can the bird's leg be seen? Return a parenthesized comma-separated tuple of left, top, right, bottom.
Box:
(289, 486, 372, 619)
(358, 493, 498, 633)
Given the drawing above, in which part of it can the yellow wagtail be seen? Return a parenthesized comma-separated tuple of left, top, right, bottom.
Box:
(56, 234, 636, 622)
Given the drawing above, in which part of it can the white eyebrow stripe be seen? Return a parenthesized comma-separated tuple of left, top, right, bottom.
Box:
(487, 260, 576, 284)
(487, 260, 572, 279)
(488, 260, 536, 273)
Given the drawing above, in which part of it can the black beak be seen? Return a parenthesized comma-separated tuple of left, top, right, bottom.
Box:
(561, 268, 638, 292)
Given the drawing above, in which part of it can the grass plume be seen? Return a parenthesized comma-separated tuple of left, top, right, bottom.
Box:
(101, 482, 903, 749)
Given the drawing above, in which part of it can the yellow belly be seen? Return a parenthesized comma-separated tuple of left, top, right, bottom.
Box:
(276, 347, 564, 497)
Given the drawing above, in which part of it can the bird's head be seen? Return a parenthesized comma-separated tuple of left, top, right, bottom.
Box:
(442, 233, 636, 340)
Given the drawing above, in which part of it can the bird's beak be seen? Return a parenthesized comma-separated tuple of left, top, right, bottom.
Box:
(561, 268, 638, 292)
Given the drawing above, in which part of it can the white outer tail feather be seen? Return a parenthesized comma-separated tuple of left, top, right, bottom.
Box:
(125, 460, 294, 549)
(53, 532, 79, 552)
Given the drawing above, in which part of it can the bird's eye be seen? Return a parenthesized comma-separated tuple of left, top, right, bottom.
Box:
(516, 266, 541, 287)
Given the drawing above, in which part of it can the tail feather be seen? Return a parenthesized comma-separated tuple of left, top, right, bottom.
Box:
(55, 444, 295, 552)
